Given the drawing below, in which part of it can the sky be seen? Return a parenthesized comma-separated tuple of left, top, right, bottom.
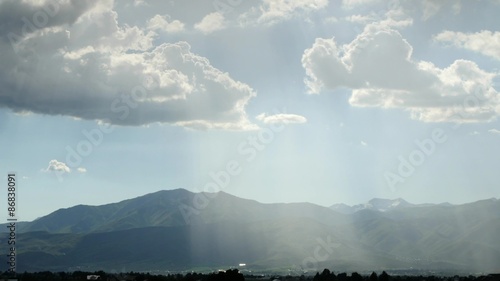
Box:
(0, 0, 499, 221)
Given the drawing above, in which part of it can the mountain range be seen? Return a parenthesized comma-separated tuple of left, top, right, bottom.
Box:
(1, 189, 499, 274)
(329, 198, 453, 214)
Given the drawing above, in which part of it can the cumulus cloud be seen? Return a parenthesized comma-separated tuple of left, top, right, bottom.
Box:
(302, 24, 500, 123)
(0, 0, 103, 44)
(44, 160, 71, 174)
(147, 14, 185, 33)
(0, 1, 256, 130)
(488, 129, 500, 135)
(434, 30, 500, 61)
(256, 113, 307, 124)
(194, 12, 226, 34)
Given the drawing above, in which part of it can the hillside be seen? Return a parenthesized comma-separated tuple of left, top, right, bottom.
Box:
(16, 189, 346, 234)
(1, 189, 499, 273)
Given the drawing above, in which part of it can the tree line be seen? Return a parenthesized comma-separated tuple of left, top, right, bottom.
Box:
(0, 269, 489, 281)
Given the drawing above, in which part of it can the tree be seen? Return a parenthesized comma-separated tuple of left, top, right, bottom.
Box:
(317, 269, 336, 281)
(379, 271, 390, 281)
(351, 272, 363, 281)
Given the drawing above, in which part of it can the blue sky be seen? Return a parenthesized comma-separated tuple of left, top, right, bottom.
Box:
(1, 0, 499, 221)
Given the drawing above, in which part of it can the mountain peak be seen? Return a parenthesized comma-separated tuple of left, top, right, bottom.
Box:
(367, 198, 412, 209)
(331, 198, 413, 214)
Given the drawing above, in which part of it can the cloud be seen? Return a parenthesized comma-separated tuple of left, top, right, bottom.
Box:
(421, 0, 461, 20)
(0, 2, 256, 130)
(345, 7, 412, 30)
(434, 30, 500, 61)
(488, 129, 500, 135)
(133, 0, 148, 7)
(361, 141, 367, 146)
(302, 24, 500, 123)
(239, 0, 328, 25)
(345, 14, 378, 24)
(256, 113, 307, 124)
(147, 14, 185, 33)
(0, 0, 103, 44)
(44, 160, 71, 174)
(194, 12, 226, 34)
(77, 167, 87, 173)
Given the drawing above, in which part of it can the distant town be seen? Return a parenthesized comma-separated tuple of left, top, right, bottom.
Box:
(2, 269, 500, 281)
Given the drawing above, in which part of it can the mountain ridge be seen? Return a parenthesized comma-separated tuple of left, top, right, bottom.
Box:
(329, 197, 474, 214)
(15, 188, 349, 234)
(2, 189, 499, 273)
(19, 188, 499, 225)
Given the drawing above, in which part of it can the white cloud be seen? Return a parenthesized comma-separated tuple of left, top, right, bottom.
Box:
(345, 9, 413, 40)
(133, 0, 148, 7)
(44, 160, 71, 174)
(147, 15, 185, 33)
(421, 0, 442, 20)
(0, 3, 257, 130)
(194, 12, 226, 34)
(77, 167, 87, 173)
(434, 30, 500, 61)
(345, 14, 378, 24)
(239, 0, 328, 25)
(361, 140, 367, 146)
(256, 113, 307, 124)
(488, 129, 500, 135)
(421, 0, 461, 20)
(302, 25, 500, 123)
